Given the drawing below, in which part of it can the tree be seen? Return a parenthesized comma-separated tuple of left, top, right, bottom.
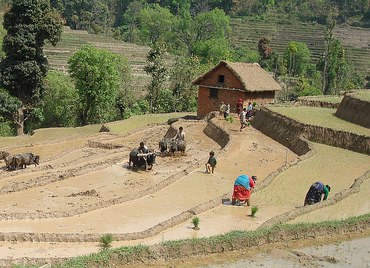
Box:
(42, 71, 78, 127)
(286, 42, 297, 76)
(169, 56, 200, 112)
(120, 0, 145, 43)
(0, 23, 6, 60)
(231, 46, 260, 63)
(139, 4, 175, 45)
(0, 88, 21, 136)
(144, 45, 168, 113)
(284, 41, 311, 76)
(68, 45, 127, 125)
(258, 37, 272, 59)
(258, 37, 276, 71)
(0, 0, 63, 135)
(115, 55, 134, 119)
(319, 19, 349, 95)
(175, 7, 231, 63)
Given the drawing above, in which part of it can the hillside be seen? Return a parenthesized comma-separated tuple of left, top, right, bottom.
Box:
(230, 19, 370, 75)
(44, 27, 153, 94)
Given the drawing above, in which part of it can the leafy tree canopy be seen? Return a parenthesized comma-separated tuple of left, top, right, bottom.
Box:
(0, 0, 63, 103)
(68, 45, 128, 125)
(284, 41, 311, 76)
(0, 0, 63, 135)
(42, 71, 78, 127)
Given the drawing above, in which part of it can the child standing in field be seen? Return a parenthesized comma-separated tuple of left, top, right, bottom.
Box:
(205, 151, 217, 174)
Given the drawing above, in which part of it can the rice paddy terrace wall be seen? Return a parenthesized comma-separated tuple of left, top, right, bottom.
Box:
(252, 107, 370, 155)
(335, 94, 370, 128)
(295, 96, 340, 109)
(203, 112, 230, 149)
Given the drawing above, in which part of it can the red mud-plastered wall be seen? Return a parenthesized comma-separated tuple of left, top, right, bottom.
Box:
(196, 64, 275, 118)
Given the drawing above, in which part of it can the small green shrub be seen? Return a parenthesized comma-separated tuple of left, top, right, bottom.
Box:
(225, 116, 234, 123)
(99, 234, 114, 250)
(0, 121, 15, 137)
(192, 216, 200, 230)
(251, 206, 259, 217)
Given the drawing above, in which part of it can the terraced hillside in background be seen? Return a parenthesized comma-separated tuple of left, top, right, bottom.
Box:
(231, 19, 370, 75)
(44, 27, 155, 95)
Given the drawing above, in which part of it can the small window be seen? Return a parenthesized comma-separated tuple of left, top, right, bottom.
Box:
(218, 75, 225, 83)
(210, 88, 218, 98)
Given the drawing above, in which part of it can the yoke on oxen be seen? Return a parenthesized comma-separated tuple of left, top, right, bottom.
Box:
(128, 148, 156, 171)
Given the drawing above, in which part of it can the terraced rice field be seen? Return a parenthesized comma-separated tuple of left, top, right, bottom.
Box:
(268, 106, 370, 136)
(0, 110, 368, 267)
(230, 19, 370, 74)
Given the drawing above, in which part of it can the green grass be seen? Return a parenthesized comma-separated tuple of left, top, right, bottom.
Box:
(0, 113, 194, 148)
(0, 125, 101, 148)
(251, 206, 259, 217)
(106, 112, 193, 135)
(353, 90, 370, 102)
(99, 234, 114, 251)
(301, 95, 343, 104)
(192, 216, 200, 229)
(268, 106, 370, 136)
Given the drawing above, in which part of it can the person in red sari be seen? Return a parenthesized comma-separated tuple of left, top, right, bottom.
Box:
(232, 175, 257, 206)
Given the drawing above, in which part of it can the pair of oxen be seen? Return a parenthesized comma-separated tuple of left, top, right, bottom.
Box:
(0, 151, 40, 171)
(128, 138, 186, 171)
(159, 138, 186, 156)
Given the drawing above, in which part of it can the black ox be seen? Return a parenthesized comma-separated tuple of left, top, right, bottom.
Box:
(5, 153, 40, 171)
(128, 148, 156, 171)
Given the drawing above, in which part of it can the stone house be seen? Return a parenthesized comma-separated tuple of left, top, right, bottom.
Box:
(193, 60, 282, 118)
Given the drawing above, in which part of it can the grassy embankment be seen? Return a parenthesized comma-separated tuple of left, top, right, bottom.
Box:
(298, 90, 369, 104)
(12, 214, 370, 268)
(268, 106, 370, 136)
(354, 90, 370, 102)
(0, 113, 191, 148)
(300, 95, 343, 103)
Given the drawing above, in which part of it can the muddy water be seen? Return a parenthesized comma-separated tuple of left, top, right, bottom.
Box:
(199, 237, 370, 268)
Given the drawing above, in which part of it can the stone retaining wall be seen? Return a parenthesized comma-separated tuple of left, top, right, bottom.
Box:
(203, 112, 230, 149)
(251, 107, 310, 156)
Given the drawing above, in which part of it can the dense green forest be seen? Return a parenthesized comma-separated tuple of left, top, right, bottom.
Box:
(0, 0, 369, 136)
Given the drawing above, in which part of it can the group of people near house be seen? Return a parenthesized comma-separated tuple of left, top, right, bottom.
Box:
(220, 98, 255, 131)
(237, 98, 254, 131)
